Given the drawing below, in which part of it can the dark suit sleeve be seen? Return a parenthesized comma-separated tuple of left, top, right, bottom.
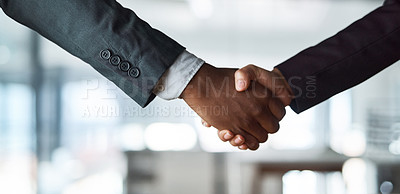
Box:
(276, 0, 400, 113)
(0, 0, 185, 107)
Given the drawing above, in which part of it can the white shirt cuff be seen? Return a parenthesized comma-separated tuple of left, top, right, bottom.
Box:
(153, 50, 204, 100)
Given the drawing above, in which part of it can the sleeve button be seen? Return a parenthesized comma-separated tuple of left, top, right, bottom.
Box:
(119, 61, 131, 72)
(100, 49, 111, 60)
(109, 55, 121, 66)
(128, 67, 140, 78)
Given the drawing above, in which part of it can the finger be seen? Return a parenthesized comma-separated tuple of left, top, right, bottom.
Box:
(218, 130, 234, 142)
(230, 127, 260, 150)
(268, 97, 286, 121)
(236, 65, 292, 106)
(238, 129, 260, 150)
(246, 141, 260, 151)
(247, 121, 269, 143)
(234, 64, 260, 92)
(256, 110, 280, 134)
(229, 135, 245, 146)
(239, 144, 248, 150)
(234, 134, 245, 144)
(201, 119, 212, 127)
(246, 104, 274, 140)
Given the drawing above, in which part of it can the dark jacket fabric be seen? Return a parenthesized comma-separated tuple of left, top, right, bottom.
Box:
(0, 0, 185, 107)
(276, 0, 400, 113)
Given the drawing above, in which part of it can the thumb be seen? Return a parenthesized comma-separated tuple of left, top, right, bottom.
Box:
(235, 65, 293, 106)
(234, 64, 259, 92)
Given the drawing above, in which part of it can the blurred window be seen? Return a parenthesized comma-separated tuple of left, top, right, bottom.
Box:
(0, 83, 33, 152)
(283, 170, 345, 194)
(0, 83, 35, 194)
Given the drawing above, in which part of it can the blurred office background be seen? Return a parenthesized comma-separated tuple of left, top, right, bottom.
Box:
(1, 0, 399, 193)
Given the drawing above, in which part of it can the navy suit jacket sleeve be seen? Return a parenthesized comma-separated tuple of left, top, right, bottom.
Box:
(0, 0, 185, 107)
(276, 0, 400, 113)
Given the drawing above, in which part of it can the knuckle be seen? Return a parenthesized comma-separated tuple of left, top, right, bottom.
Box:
(249, 142, 259, 150)
(240, 118, 253, 130)
(235, 69, 249, 79)
(247, 64, 256, 69)
(251, 106, 264, 116)
(259, 133, 268, 143)
(234, 69, 243, 78)
(245, 136, 257, 147)
(280, 108, 286, 120)
(269, 122, 280, 134)
(241, 65, 256, 75)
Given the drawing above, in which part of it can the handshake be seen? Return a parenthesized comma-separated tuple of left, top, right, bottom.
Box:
(181, 63, 294, 151)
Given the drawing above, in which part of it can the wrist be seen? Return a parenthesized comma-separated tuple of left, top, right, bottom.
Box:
(272, 67, 294, 106)
(180, 63, 215, 99)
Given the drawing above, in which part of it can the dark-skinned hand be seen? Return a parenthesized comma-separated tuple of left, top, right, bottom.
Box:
(181, 63, 285, 150)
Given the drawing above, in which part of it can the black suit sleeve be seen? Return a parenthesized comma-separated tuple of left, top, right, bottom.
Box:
(0, 0, 185, 107)
(276, 0, 400, 113)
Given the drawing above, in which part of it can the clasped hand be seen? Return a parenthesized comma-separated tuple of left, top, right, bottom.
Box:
(181, 63, 293, 150)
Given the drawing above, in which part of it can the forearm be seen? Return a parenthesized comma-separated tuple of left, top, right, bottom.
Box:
(0, 0, 185, 107)
(276, 0, 400, 113)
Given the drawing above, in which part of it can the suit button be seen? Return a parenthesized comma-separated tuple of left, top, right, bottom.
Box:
(100, 49, 111, 60)
(129, 67, 140, 78)
(110, 55, 121, 66)
(119, 61, 131, 72)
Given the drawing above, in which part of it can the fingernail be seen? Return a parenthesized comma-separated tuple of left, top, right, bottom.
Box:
(224, 133, 233, 140)
(236, 79, 245, 90)
(235, 137, 243, 144)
